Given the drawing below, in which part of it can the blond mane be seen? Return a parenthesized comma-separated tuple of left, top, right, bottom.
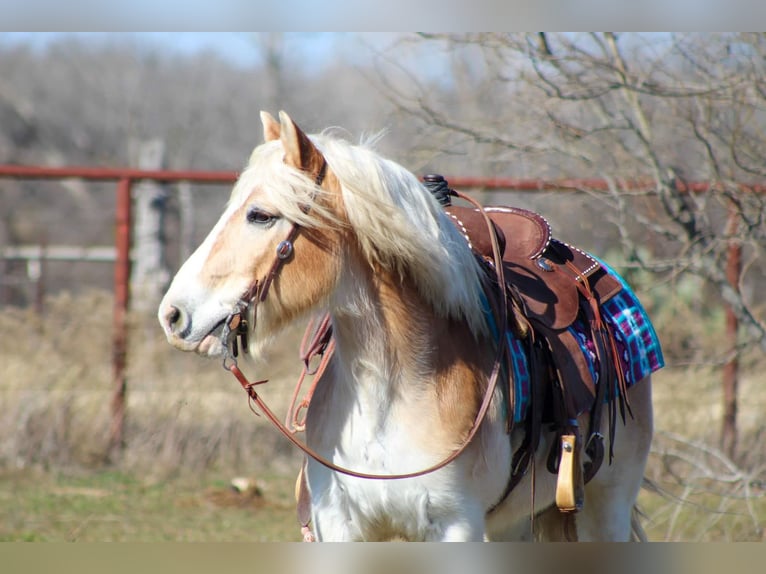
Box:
(233, 132, 488, 337)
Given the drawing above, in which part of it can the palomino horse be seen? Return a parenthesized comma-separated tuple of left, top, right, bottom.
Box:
(159, 111, 661, 542)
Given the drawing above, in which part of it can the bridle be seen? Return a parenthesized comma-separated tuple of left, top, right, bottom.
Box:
(219, 160, 327, 359)
(219, 158, 510, 482)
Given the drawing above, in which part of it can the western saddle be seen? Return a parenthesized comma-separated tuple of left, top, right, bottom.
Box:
(424, 174, 631, 513)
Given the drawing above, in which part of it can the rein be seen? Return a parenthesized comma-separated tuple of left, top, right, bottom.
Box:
(221, 170, 509, 481)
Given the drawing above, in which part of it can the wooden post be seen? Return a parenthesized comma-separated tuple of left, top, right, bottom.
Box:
(130, 139, 170, 314)
(33, 236, 47, 315)
(177, 181, 195, 263)
(721, 207, 741, 460)
(109, 177, 132, 461)
(0, 221, 7, 306)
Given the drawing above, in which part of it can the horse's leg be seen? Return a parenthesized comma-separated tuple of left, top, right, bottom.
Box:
(428, 497, 486, 542)
(531, 505, 578, 541)
(575, 485, 640, 541)
(573, 377, 653, 541)
(310, 477, 486, 541)
(306, 465, 360, 542)
(311, 509, 357, 542)
(439, 521, 485, 542)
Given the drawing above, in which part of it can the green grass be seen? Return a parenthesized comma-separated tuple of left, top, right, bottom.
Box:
(0, 468, 300, 542)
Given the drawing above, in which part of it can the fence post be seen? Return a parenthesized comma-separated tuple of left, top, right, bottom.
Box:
(177, 180, 195, 262)
(33, 236, 47, 315)
(130, 139, 170, 314)
(109, 177, 132, 461)
(0, 221, 7, 306)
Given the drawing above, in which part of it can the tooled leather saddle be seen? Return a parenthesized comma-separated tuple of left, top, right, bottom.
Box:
(424, 174, 631, 512)
(443, 202, 622, 403)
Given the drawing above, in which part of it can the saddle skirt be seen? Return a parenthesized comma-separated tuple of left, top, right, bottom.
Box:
(502, 262, 663, 423)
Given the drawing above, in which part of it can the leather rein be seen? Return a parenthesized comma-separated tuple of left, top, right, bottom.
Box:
(220, 163, 509, 481)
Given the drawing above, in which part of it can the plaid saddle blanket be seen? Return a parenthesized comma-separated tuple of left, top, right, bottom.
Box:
(499, 259, 664, 423)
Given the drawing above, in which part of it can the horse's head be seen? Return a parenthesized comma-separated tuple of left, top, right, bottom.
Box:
(158, 111, 343, 357)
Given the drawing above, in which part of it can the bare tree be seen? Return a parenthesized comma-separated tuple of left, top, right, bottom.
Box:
(373, 32, 766, 458)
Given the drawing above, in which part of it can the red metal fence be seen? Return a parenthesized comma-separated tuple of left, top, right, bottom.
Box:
(0, 165, 749, 458)
(0, 165, 237, 459)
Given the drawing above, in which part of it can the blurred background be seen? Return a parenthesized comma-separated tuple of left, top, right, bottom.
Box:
(0, 32, 763, 541)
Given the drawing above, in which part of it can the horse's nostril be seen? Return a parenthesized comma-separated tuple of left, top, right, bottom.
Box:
(168, 305, 181, 326)
(162, 304, 185, 335)
(161, 304, 193, 341)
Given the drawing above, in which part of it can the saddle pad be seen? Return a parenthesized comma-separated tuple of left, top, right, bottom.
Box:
(500, 260, 664, 423)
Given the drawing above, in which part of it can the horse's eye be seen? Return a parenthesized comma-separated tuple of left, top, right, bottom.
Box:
(246, 208, 277, 225)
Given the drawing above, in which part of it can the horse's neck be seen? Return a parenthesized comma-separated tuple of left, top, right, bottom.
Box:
(325, 263, 489, 438)
(330, 266, 429, 384)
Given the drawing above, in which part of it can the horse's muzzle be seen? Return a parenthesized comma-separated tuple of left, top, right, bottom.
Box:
(158, 302, 227, 356)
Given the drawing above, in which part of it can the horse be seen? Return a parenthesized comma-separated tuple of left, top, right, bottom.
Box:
(158, 110, 659, 542)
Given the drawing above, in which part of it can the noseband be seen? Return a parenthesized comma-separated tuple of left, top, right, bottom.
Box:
(221, 159, 328, 360)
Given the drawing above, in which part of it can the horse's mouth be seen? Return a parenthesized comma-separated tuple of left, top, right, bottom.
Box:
(197, 310, 250, 358)
(197, 319, 228, 357)
(166, 316, 228, 357)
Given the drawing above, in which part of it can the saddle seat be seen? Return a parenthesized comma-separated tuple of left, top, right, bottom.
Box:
(445, 205, 622, 331)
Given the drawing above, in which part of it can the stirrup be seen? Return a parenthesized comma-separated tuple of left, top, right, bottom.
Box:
(555, 434, 584, 513)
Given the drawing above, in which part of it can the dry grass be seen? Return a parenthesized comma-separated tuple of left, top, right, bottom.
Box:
(640, 361, 765, 541)
(0, 290, 306, 477)
(1, 290, 764, 541)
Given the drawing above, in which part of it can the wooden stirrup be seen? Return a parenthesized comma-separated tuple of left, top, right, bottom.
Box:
(555, 433, 584, 513)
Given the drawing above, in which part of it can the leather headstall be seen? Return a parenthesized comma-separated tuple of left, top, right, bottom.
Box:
(221, 159, 327, 362)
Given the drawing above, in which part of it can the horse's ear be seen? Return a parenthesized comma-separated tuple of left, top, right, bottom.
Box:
(278, 111, 325, 177)
(261, 111, 280, 142)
